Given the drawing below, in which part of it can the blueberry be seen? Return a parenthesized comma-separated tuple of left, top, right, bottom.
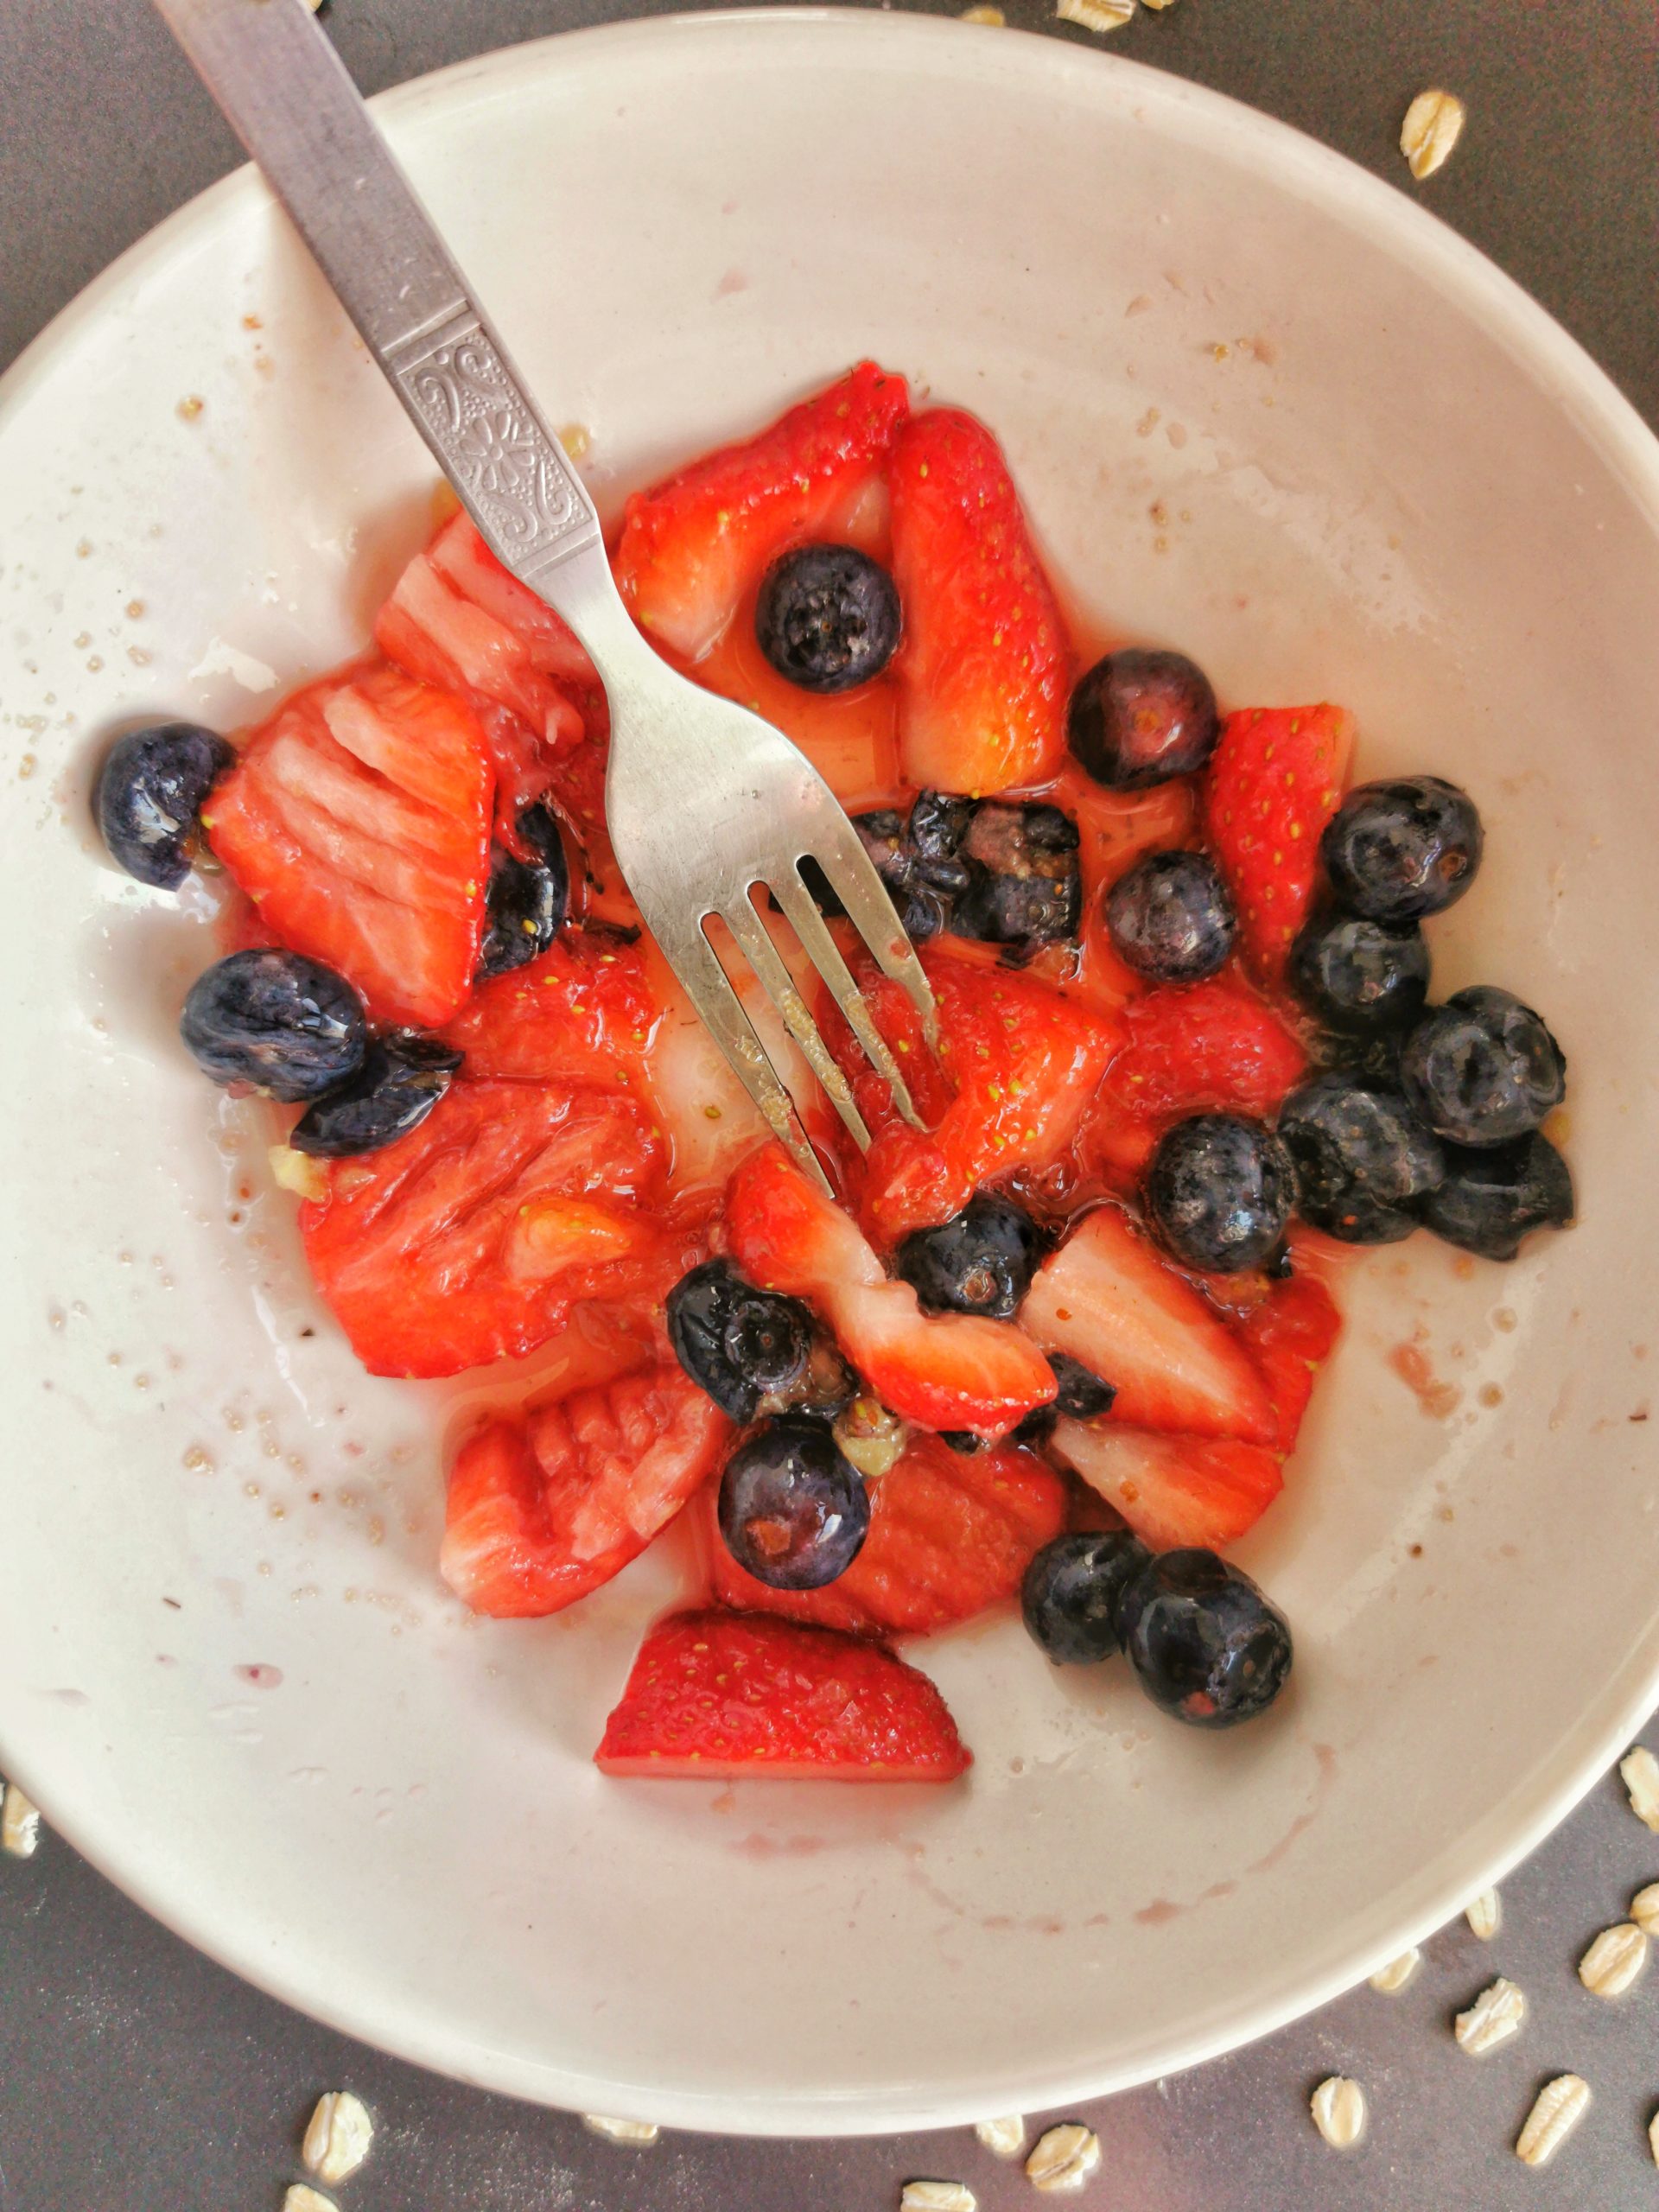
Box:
(908, 789, 976, 863)
(1277, 1073, 1444, 1243)
(478, 803, 569, 978)
(1067, 648, 1220, 791)
(1321, 775, 1483, 924)
(95, 721, 235, 890)
(1144, 1113, 1296, 1274)
(665, 1259, 817, 1422)
(1106, 849, 1236, 982)
(940, 1430, 988, 1454)
(290, 1032, 462, 1158)
(893, 1193, 1045, 1319)
(1423, 1132, 1574, 1261)
(1118, 1548, 1292, 1726)
(1049, 1353, 1117, 1417)
(754, 543, 901, 694)
(717, 1414, 870, 1589)
(847, 804, 970, 943)
(951, 801, 1082, 956)
(1400, 987, 1566, 1147)
(1290, 911, 1430, 1035)
(1021, 1531, 1148, 1665)
(180, 950, 367, 1102)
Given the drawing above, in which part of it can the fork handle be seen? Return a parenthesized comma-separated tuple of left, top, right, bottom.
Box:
(154, 0, 607, 601)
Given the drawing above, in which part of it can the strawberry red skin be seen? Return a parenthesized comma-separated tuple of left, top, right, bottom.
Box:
(203, 658, 494, 1029)
(1205, 703, 1355, 984)
(440, 931, 660, 1090)
(704, 1432, 1067, 1636)
(888, 407, 1071, 795)
(613, 362, 910, 659)
(595, 1610, 970, 1781)
(300, 1077, 703, 1378)
(724, 1143, 1057, 1435)
(826, 947, 1123, 1241)
(1236, 1274, 1342, 1453)
(1099, 974, 1308, 1122)
(441, 1365, 730, 1618)
(1053, 1420, 1284, 1552)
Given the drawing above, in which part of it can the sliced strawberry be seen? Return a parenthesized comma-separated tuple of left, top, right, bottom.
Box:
(441, 1364, 729, 1618)
(1205, 703, 1355, 985)
(887, 407, 1071, 795)
(440, 931, 661, 1090)
(613, 362, 910, 659)
(377, 511, 601, 821)
(724, 1144, 1056, 1435)
(300, 1077, 704, 1376)
(594, 1609, 969, 1780)
(202, 658, 494, 1028)
(1099, 974, 1308, 1122)
(1021, 1205, 1276, 1445)
(1236, 1274, 1341, 1454)
(706, 1431, 1066, 1637)
(824, 947, 1123, 1241)
(1052, 1420, 1283, 1552)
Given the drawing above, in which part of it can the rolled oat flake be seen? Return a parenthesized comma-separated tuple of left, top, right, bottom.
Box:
(1026, 2123, 1103, 2193)
(1310, 2076, 1367, 2150)
(1515, 2075, 1591, 2167)
(974, 2115, 1027, 2158)
(302, 2092, 373, 2185)
(899, 2185, 977, 2212)
(1369, 1948, 1421, 1994)
(1579, 1921, 1648, 1997)
(1454, 1976, 1528, 2056)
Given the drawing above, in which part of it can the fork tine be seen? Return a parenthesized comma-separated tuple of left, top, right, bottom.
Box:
(654, 916, 833, 1195)
(719, 896, 874, 1154)
(770, 870, 927, 1134)
(810, 815, 940, 1052)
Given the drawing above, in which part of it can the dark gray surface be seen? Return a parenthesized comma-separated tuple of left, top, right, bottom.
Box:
(3, 3, 1659, 2207)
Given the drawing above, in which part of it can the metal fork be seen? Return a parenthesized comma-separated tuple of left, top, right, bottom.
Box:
(156, 0, 935, 1194)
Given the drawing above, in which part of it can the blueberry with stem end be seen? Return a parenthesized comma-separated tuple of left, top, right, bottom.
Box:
(180, 950, 366, 1103)
(754, 543, 901, 694)
(893, 1193, 1046, 1319)
(1117, 1548, 1293, 1726)
(1400, 987, 1566, 1147)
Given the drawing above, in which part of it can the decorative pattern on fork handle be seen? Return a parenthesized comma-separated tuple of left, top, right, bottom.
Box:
(386, 308, 601, 582)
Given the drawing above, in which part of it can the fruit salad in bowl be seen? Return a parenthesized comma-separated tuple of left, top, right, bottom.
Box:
(94, 363, 1573, 1776)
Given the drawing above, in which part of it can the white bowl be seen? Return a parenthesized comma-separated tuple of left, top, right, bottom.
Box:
(3, 9, 1658, 2138)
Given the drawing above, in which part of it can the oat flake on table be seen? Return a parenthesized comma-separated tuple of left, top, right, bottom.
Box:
(899, 2183, 977, 2212)
(1310, 2076, 1367, 2151)
(283, 2189, 336, 2212)
(1, 1781, 41, 1858)
(973, 2115, 1027, 2158)
(1399, 88, 1466, 181)
(1453, 1976, 1527, 2056)
(582, 2113, 660, 2146)
(1465, 1888, 1501, 1940)
(1515, 2075, 1591, 2167)
(1026, 2123, 1102, 2193)
(302, 2092, 373, 2185)
(1579, 1921, 1648, 1997)
(1621, 1745, 1659, 1830)
(1369, 1948, 1421, 1993)
(1053, 0, 1135, 32)
(1631, 1882, 1659, 1935)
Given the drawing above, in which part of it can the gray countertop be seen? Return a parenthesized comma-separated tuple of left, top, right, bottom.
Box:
(3, 3, 1658, 2206)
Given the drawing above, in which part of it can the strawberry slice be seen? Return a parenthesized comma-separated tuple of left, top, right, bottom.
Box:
(1204, 703, 1355, 985)
(1022, 1206, 1276, 1445)
(440, 931, 661, 1091)
(377, 510, 601, 826)
(613, 362, 911, 660)
(887, 407, 1071, 794)
(1236, 1273, 1341, 1453)
(724, 1144, 1056, 1435)
(441, 1364, 730, 1618)
(705, 1431, 1066, 1636)
(300, 1077, 703, 1376)
(202, 658, 494, 1029)
(825, 947, 1123, 1241)
(1100, 973, 1308, 1122)
(594, 1609, 970, 1780)
(1052, 1420, 1283, 1552)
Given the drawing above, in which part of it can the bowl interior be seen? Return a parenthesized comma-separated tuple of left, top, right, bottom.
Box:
(3, 9, 1659, 2135)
